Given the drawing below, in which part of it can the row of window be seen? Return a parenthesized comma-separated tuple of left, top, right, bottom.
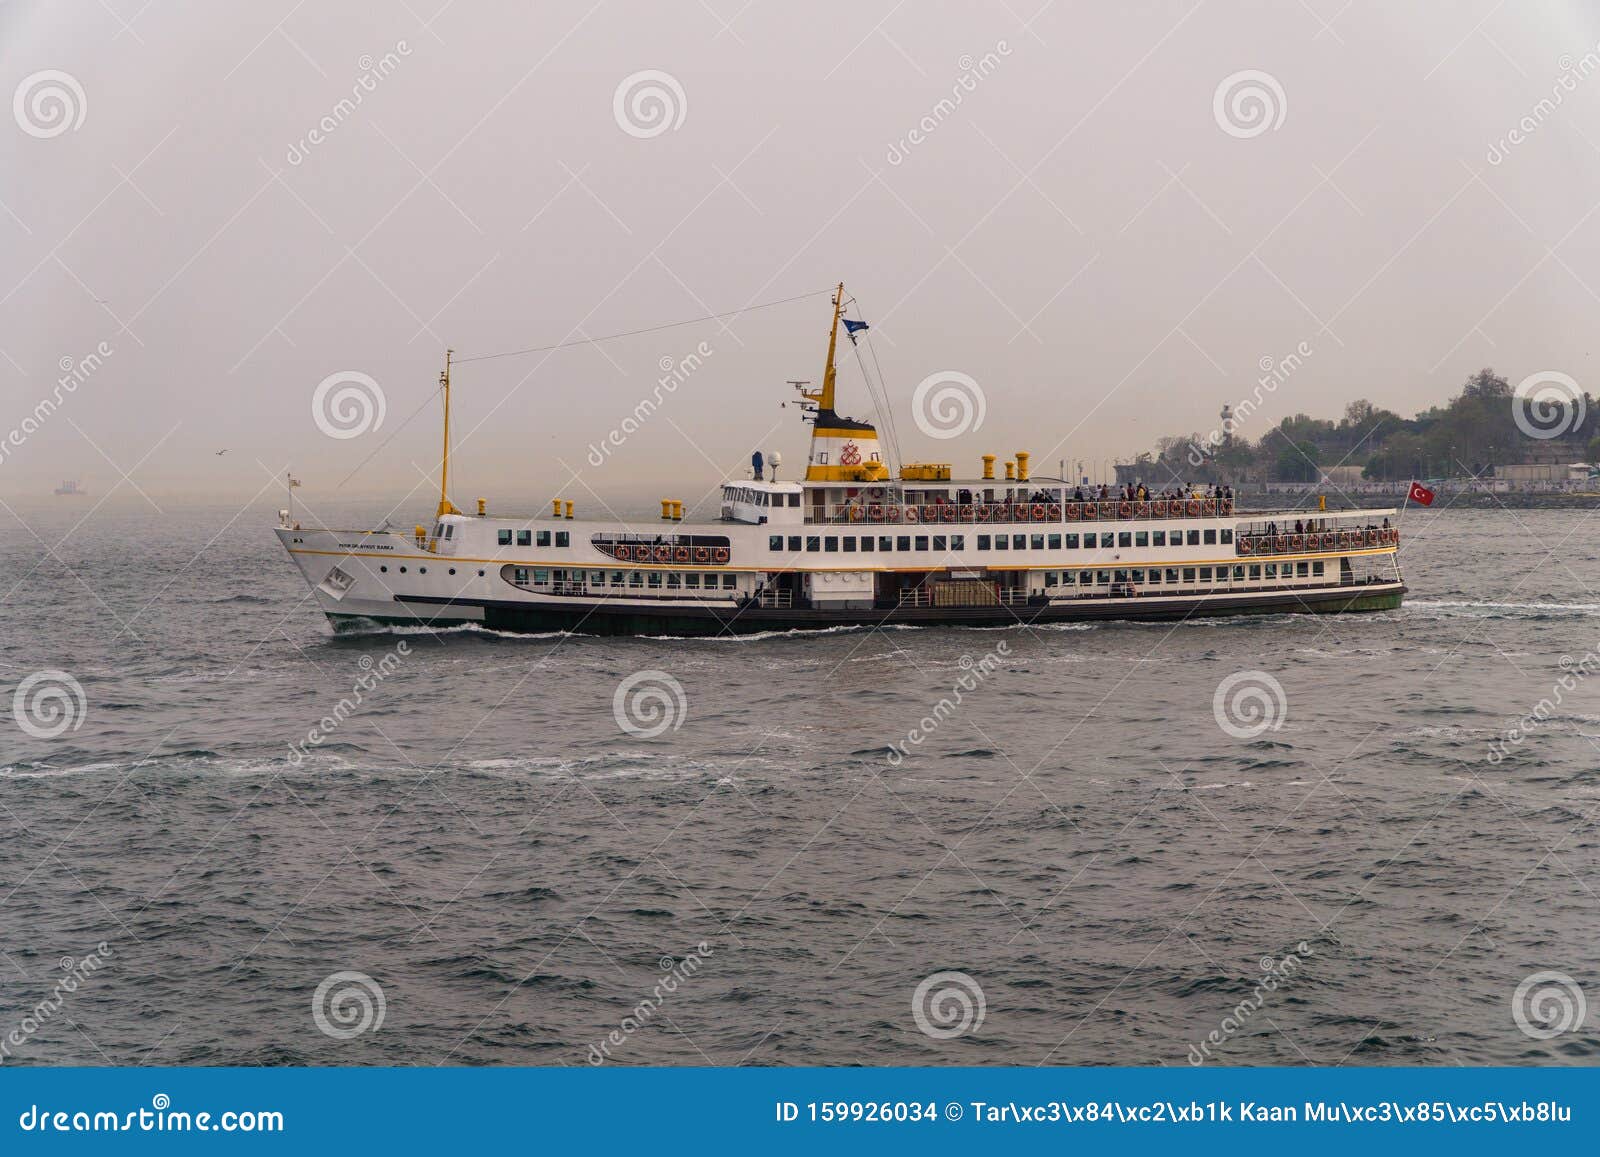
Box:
(1046, 560, 1326, 588)
(768, 528, 1234, 553)
(726, 489, 802, 507)
(512, 568, 739, 592)
(498, 529, 571, 547)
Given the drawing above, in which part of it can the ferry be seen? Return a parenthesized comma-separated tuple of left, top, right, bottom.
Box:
(275, 286, 1406, 635)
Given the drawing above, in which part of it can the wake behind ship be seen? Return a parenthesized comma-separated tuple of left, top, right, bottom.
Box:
(275, 286, 1406, 636)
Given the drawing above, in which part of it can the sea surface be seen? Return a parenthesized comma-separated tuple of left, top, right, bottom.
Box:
(2, 496, 1598, 1067)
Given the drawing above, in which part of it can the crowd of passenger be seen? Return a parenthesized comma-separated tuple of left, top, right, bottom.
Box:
(1070, 481, 1235, 503)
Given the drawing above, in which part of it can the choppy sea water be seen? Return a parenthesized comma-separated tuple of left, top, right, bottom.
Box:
(2, 497, 1598, 1067)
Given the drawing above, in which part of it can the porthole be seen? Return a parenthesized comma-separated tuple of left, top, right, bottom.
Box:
(477, 569, 485, 576)
(399, 566, 407, 573)
(380, 565, 388, 573)
(419, 567, 427, 574)
(449, 567, 456, 575)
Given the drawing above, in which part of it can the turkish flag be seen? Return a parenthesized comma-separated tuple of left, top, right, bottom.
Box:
(1408, 481, 1435, 506)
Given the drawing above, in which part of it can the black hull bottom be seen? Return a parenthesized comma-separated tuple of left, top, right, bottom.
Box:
(331, 584, 1406, 637)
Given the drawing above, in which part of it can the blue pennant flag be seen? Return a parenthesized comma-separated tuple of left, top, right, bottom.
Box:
(842, 318, 869, 335)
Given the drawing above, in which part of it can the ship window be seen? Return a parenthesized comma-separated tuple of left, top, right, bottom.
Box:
(1031, 535, 1044, 550)
(1132, 569, 1145, 583)
(932, 535, 946, 551)
(1118, 532, 1131, 548)
(977, 535, 991, 550)
(915, 535, 929, 551)
(789, 536, 802, 551)
(993, 535, 1007, 551)
(1063, 533, 1078, 548)
(769, 535, 782, 550)
(1046, 572, 1058, 587)
(825, 536, 838, 551)
(379, 565, 387, 573)
(478, 570, 485, 577)
(419, 566, 426, 574)
(1148, 569, 1161, 584)
(1297, 561, 1309, 577)
(1100, 533, 1113, 547)
(556, 532, 569, 547)
(533, 569, 549, 585)
(398, 566, 407, 573)
(611, 571, 624, 586)
(517, 530, 532, 546)
(1313, 560, 1325, 576)
(1078, 571, 1091, 585)
(498, 529, 512, 545)
(1008, 535, 1021, 549)
(1049, 534, 1061, 549)
(1199, 567, 1212, 581)
(1221, 529, 1233, 544)
(897, 536, 911, 551)
(1186, 530, 1200, 545)
(1114, 569, 1129, 584)
(685, 574, 699, 588)
(789, 494, 800, 507)
(806, 536, 820, 552)
(444, 525, 454, 538)
(1165, 568, 1179, 583)
(843, 537, 856, 552)
(1249, 565, 1261, 580)
(722, 575, 736, 589)
(667, 573, 681, 589)
(1135, 531, 1148, 547)
(817, 452, 828, 464)
(869, 451, 880, 461)
(513, 567, 528, 585)
(952, 535, 965, 549)
(1083, 536, 1095, 551)
(629, 571, 643, 587)
(879, 536, 892, 551)
(859, 537, 874, 552)
(537, 530, 551, 546)
(1203, 529, 1217, 544)
(1233, 566, 1245, 581)
(1182, 567, 1196, 582)
(1152, 531, 1165, 546)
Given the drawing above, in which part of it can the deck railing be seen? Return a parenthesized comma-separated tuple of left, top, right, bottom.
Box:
(1238, 527, 1397, 556)
(814, 498, 1234, 526)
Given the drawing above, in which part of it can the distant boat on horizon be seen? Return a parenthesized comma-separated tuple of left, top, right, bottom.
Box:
(54, 480, 84, 496)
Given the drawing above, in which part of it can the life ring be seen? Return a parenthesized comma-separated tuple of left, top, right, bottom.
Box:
(1221, 500, 1234, 514)
(849, 506, 863, 522)
(1118, 502, 1133, 518)
(1187, 500, 1201, 516)
(941, 505, 956, 522)
(1365, 530, 1378, 547)
(868, 505, 883, 521)
(904, 506, 919, 523)
(674, 546, 690, 562)
(887, 506, 902, 522)
(1082, 502, 1096, 519)
(1338, 532, 1351, 548)
(1011, 504, 1028, 522)
(1290, 535, 1303, 551)
(654, 546, 672, 563)
(1048, 504, 1061, 520)
(1238, 537, 1253, 555)
(1275, 536, 1288, 551)
(1065, 503, 1080, 520)
(919, 505, 935, 522)
(1321, 533, 1334, 550)
(976, 505, 991, 522)
(1388, 528, 1398, 543)
(960, 504, 975, 520)
(712, 547, 730, 564)
(1203, 499, 1217, 516)
(693, 546, 710, 563)
(1032, 504, 1046, 520)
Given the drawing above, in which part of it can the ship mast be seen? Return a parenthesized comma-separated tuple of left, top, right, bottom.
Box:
(437, 348, 458, 517)
(799, 282, 845, 416)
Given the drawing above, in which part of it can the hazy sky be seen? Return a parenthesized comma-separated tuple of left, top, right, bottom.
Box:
(6, 1, 1600, 509)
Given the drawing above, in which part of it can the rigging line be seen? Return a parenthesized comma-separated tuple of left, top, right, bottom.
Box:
(862, 328, 905, 481)
(335, 385, 441, 490)
(453, 288, 833, 365)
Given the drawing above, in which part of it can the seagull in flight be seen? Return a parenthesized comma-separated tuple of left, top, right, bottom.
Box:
(215, 449, 229, 456)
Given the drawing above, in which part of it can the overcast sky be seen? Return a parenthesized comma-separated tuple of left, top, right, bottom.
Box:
(6, 1, 1600, 509)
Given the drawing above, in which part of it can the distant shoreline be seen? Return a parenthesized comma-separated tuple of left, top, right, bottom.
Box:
(1237, 490, 1600, 512)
